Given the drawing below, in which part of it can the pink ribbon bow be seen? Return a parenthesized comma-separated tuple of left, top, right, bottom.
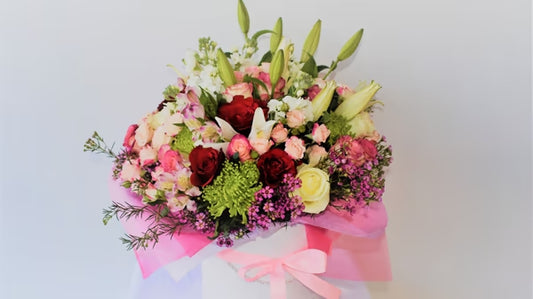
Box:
(218, 248, 341, 299)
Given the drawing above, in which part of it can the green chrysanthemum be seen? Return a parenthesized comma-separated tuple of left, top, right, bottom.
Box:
(202, 160, 262, 224)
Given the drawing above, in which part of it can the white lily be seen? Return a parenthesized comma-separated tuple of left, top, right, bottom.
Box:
(248, 108, 276, 141)
(215, 117, 239, 141)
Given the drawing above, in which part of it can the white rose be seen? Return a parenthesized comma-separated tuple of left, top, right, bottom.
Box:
(294, 165, 330, 214)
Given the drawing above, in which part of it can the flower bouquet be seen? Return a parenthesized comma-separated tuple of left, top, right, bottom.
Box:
(85, 1, 392, 298)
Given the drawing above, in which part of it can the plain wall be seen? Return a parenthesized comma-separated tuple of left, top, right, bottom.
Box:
(1, 0, 531, 298)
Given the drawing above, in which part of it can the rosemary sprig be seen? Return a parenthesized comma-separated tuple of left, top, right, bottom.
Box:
(84, 131, 117, 159)
(103, 201, 189, 250)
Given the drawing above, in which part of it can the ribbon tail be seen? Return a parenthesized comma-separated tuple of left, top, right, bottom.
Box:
(270, 265, 287, 299)
(285, 268, 341, 299)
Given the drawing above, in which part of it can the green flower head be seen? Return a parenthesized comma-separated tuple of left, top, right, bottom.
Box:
(202, 160, 262, 224)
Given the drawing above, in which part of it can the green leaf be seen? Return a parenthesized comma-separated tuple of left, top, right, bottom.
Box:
(199, 88, 218, 119)
(251, 29, 274, 41)
(243, 75, 269, 97)
(259, 51, 272, 64)
(102, 214, 112, 225)
(159, 206, 169, 218)
(317, 65, 329, 73)
(301, 55, 318, 77)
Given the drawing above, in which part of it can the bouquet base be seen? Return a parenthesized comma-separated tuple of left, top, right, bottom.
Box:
(129, 225, 371, 299)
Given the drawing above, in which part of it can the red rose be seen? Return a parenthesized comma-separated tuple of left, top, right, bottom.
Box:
(217, 95, 268, 135)
(189, 146, 225, 187)
(256, 148, 296, 187)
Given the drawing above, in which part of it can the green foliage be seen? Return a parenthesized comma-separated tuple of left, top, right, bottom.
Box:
(170, 126, 194, 154)
(321, 112, 353, 145)
(162, 85, 181, 101)
(202, 161, 262, 224)
(83, 131, 117, 159)
(199, 88, 218, 119)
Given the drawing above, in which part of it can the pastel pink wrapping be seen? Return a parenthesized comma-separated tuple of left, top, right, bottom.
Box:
(109, 178, 212, 278)
(109, 179, 391, 281)
(301, 205, 392, 281)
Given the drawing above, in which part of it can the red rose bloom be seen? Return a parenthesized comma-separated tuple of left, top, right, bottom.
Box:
(189, 146, 225, 187)
(217, 95, 268, 135)
(256, 148, 296, 187)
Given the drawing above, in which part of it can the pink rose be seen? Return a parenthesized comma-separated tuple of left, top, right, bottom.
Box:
(234, 71, 244, 82)
(312, 123, 330, 144)
(158, 144, 182, 172)
(224, 82, 253, 102)
(286, 110, 306, 128)
(271, 123, 288, 143)
(284, 136, 306, 160)
(360, 139, 378, 160)
(307, 85, 321, 100)
(332, 136, 377, 166)
(307, 145, 328, 166)
(257, 71, 285, 100)
(135, 121, 153, 147)
(250, 138, 273, 155)
(120, 160, 141, 182)
(123, 124, 138, 150)
(139, 146, 157, 166)
(227, 134, 253, 162)
(244, 65, 261, 78)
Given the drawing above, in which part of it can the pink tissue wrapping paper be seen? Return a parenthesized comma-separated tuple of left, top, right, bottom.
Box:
(109, 177, 392, 281)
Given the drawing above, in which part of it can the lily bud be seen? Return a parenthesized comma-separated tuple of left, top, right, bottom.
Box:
(337, 28, 363, 61)
(335, 81, 381, 120)
(237, 0, 250, 35)
(269, 49, 284, 91)
(216, 49, 236, 87)
(301, 20, 321, 63)
(270, 17, 283, 54)
(311, 80, 336, 121)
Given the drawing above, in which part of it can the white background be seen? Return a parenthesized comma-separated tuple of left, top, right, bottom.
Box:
(1, 0, 531, 298)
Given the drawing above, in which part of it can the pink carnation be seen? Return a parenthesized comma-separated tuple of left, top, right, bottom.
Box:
(284, 136, 305, 160)
(135, 121, 153, 147)
(312, 123, 330, 144)
(158, 144, 181, 172)
(139, 146, 157, 166)
(120, 160, 141, 182)
(227, 134, 253, 162)
(123, 124, 138, 150)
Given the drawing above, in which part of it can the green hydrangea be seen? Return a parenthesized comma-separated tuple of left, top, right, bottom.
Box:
(202, 160, 262, 224)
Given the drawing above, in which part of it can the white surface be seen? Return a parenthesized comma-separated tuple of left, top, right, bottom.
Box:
(0, 0, 531, 298)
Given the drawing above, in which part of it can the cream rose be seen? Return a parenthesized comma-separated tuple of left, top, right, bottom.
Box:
(294, 165, 330, 214)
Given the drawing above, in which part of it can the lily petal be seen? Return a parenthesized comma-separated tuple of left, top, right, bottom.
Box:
(249, 108, 276, 140)
(215, 117, 239, 141)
